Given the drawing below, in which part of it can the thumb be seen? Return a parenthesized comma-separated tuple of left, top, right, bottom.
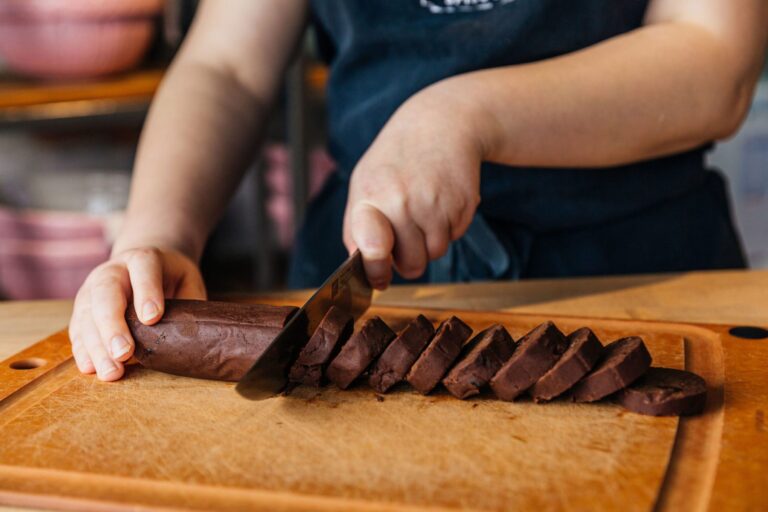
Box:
(347, 202, 395, 290)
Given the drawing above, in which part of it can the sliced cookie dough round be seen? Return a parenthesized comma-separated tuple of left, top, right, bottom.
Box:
(443, 324, 516, 400)
(406, 316, 473, 395)
(326, 316, 396, 390)
(571, 336, 651, 403)
(489, 321, 569, 401)
(289, 305, 354, 387)
(530, 327, 603, 403)
(369, 314, 435, 393)
(615, 367, 707, 416)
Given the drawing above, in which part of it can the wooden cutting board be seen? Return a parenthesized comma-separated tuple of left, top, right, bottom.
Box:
(0, 303, 765, 512)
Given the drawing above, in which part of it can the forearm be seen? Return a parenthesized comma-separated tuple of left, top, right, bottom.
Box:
(114, 62, 266, 260)
(113, 0, 307, 261)
(428, 21, 766, 168)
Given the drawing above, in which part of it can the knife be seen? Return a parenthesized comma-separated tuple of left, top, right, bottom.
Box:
(236, 250, 373, 400)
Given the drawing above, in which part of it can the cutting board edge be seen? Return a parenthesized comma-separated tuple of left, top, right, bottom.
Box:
(0, 464, 473, 512)
(0, 329, 73, 403)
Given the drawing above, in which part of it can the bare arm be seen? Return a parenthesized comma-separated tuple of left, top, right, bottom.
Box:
(116, 0, 308, 258)
(345, 0, 768, 286)
(439, 0, 768, 167)
(70, 0, 307, 381)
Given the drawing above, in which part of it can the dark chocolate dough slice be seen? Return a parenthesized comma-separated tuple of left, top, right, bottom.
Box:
(489, 321, 568, 401)
(571, 336, 652, 402)
(406, 316, 473, 395)
(326, 316, 396, 389)
(288, 306, 353, 387)
(442, 324, 516, 399)
(368, 314, 435, 393)
(615, 367, 707, 416)
(530, 327, 603, 402)
(126, 299, 297, 381)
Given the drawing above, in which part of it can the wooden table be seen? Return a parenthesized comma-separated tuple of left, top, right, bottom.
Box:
(1, 269, 766, 511)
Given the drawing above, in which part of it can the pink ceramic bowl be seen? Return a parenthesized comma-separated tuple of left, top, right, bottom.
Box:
(0, 0, 164, 79)
(0, 206, 111, 299)
(0, 237, 110, 299)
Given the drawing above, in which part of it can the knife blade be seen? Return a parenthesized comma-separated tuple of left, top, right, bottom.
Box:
(236, 250, 372, 400)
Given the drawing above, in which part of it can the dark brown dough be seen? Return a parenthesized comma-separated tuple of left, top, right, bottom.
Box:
(288, 306, 353, 387)
(126, 299, 297, 381)
(529, 327, 603, 402)
(326, 316, 396, 389)
(368, 314, 435, 393)
(571, 336, 652, 402)
(406, 316, 473, 395)
(489, 321, 568, 401)
(442, 324, 516, 399)
(615, 367, 707, 416)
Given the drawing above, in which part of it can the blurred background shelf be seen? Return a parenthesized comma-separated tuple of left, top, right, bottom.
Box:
(0, 68, 165, 129)
(0, 0, 330, 299)
(0, 68, 164, 108)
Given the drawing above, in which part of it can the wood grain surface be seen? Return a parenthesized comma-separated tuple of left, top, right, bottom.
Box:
(0, 305, 755, 512)
(0, 269, 766, 511)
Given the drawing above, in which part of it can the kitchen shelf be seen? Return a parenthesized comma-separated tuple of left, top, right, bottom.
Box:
(0, 68, 164, 129)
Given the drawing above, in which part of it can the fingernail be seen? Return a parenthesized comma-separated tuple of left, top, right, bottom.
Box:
(110, 336, 131, 359)
(142, 301, 159, 322)
(98, 359, 118, 378)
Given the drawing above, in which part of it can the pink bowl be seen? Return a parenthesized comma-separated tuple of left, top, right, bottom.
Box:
(0, 238, 110, 299)
(0, 206, 111, 299)
(0, 206, 105, 240)
(0, 0, 164, 79)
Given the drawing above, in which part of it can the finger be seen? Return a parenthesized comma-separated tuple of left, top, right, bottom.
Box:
(423, 224, 451, 261)
(447, 193, 478, 241)
(381, 204, 429, 280)
(410, 205, 452, 261)
(80, 313, 124, 381)
(89, 267, 134, 363)
(71, 338, 95, 374)
(68, 319, 95, 374)
(126, 248, 165, 325)
(348, 202, 395, 289)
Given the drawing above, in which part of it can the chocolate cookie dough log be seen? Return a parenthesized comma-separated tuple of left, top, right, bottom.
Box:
(368, 315, 435, 393)
(406, 316, 473, 395)
(126, 299, 298, 381)
(288, 306, 354, 387)
(326, 316, 396, 389)
(571, 336, 652, 402)
(615, 367, 707, 416)
(442, 324, 516, 399)
(489, 321, 568, 401)
(530, 327, 604, 402)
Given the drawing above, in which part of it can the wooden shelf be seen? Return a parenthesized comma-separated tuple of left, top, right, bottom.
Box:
(0, 68, 165, 129)
(0, 63, 325, 129)
(0, 68, 164, 109)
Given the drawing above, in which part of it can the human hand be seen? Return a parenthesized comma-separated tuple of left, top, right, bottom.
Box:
(68, 246, 206, 381)
(343, 83, 487, 288)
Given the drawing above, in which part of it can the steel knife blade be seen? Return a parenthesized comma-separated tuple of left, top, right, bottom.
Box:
(236, 250, 372, 400)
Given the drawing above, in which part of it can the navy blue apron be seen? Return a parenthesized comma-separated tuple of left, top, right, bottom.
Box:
(288, 0, 745, 288)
